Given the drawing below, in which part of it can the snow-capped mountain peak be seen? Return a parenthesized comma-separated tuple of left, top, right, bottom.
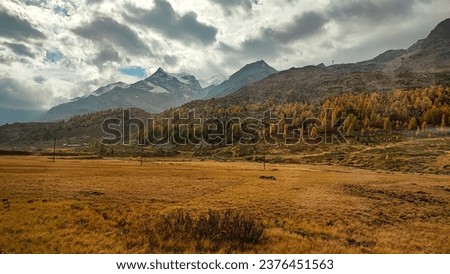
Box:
(42, 62, 271, 121)
(146, 68, 202, 91)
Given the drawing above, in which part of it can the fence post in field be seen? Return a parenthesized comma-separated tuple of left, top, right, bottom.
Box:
(53, 137, 56, 163)
(140, 145, 144, 166)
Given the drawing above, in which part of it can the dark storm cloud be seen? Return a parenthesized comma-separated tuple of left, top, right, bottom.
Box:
(211, 0, 297, 15)
(19, 0, 48, 7)
(3, 42, 35, 58)
(223, 11, 328, 60)
(85, 0, 104, 4)
(124, 0, 217, 45)
(163, 55, 178, 66)
(328, 0, 417, 21)
(0, 10, 46, 40)
(33, 76, 46, 84)
(211, 0, 257, 12)
(0, 77, 45, 109)
(218, 42, 237, 53)
(323, 0, 426, 63)
(93, 46, 121, 68)
(73, 17, 151, 56)
(262, 11, 329, 43)
(240, 38, 280, 59)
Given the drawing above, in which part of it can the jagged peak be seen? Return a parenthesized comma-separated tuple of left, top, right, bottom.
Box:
(407, 18, 450, 52)
(143, 67, 202, 91)
(146, 67, 169, 81)
(425, 18, 450, 42)
(430, 18, 450, 34)
(155, 67, 166, 74)
(239, 60, 277, 72)
(256, 60, 268, 65)
(251, 60, 270, 67)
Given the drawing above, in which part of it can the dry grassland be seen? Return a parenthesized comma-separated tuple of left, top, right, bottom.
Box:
(0, 156, 449, 254)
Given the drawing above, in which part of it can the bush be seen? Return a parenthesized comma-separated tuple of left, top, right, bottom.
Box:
(147, 209, 265, 253)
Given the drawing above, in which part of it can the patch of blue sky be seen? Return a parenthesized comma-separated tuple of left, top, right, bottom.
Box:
(44, 50, 64, 63)
(53, 6, 69, 17)
(119, 66, 146, 78)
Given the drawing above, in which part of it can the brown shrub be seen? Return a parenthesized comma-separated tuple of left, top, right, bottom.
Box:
(146, 209, 265, 253)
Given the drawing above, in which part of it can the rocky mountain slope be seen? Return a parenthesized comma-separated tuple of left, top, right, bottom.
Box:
(204, 60, 278, 99)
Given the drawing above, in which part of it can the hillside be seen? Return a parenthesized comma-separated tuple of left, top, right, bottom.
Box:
(0, 108, 151, 150)
(162, 85, 450, 141)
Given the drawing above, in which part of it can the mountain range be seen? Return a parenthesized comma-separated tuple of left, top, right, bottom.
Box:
(42, 68, 203, 121)
(42, 18, 450, 123)
(41, 60, 278, 122)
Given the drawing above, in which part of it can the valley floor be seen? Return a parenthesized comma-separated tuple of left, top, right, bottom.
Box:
(0, 156, 449, 254)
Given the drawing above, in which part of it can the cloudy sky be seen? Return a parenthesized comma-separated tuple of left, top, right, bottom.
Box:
(0, 0, 449, 111)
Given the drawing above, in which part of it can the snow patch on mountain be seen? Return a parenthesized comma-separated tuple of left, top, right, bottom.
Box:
(149, 85, 170, 94)
(199, 74, 229, 88)
(168, 73, 191, 85)
(92, 82, 129, 96)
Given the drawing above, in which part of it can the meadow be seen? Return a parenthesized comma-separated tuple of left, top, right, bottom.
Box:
(0, 156, 449, 254)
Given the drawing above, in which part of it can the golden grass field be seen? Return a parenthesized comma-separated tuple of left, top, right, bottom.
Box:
(0, 156, 449, 254)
